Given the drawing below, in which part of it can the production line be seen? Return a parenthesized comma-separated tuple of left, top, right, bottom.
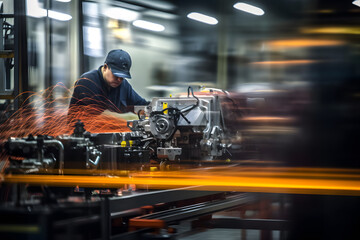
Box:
(3, 88, 243, 174)
(0, 89, 258, 239)
(1, 88, 360, 240)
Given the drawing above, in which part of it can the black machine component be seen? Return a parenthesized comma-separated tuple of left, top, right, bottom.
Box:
(4, 121, 151, 174)
(99, 144, 149, 170)
(5, 134, 64, 174)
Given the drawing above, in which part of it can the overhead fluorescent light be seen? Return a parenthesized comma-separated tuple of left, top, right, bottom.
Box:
(27, 7, 47, 18)
(187, 12, 218, 25)
(132, 20, 165, 32)
(48, 10, 72, 21)
(103, 7, 139, 22)
(55, 0, 71, 2)
(26, 0, 47, 18)
(233, 2, 264, 16)
(353, 0, 360, 7)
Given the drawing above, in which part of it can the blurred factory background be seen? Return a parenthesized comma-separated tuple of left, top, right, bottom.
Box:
(1, 0, 360, 166)
(1, 0, 358, 97)
(1, 0, 360, 239)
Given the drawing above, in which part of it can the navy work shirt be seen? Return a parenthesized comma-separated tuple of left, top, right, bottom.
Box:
(69, 65, 149, 113)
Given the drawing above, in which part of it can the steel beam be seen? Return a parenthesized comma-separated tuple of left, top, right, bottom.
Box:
(13, 0, 28, 109)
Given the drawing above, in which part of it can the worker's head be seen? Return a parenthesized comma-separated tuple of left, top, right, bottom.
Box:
(103, 49, 132, 88)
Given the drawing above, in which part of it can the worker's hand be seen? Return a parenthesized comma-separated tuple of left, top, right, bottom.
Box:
(102, 110, 138, 121)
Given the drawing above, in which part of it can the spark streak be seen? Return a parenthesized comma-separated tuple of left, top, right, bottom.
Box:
(0, 82, 130, 163)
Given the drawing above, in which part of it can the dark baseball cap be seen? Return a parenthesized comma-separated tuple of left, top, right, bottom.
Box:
(104, 49, 132, 79)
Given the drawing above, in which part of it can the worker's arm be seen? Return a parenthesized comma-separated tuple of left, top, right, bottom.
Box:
(121, 80, 150, 106)
(101, 109, 139, 121)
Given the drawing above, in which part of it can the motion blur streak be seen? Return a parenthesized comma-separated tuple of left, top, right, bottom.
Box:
(3, 166, 360, 196)
(300, 27, 360, 35)
(267, 39, 345, 48)
(240, 116, 295, 123)
(251, 60, 318, 66)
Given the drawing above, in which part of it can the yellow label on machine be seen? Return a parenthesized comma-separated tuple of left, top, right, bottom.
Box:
(163, 102, 168, 114)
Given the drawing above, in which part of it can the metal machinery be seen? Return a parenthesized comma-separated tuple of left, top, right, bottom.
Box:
(129, 88, 233, 162)
(4, 88, 242, 175)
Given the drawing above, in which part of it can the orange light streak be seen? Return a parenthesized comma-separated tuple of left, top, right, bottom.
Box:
(267, 39, 344, 48)
(251, 60, 318, 66)
(301, 27, 360, 35)
(3, 167, 360, 196)
(240, 116, 295, 123)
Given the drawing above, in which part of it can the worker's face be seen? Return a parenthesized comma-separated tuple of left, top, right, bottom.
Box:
(103, 64, 123, 88)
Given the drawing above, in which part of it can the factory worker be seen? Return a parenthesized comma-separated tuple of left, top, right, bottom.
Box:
(69, 49, 149, 119)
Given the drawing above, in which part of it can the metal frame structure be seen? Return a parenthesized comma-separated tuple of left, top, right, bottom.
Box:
(1, 186, 264, 240)
(13, 0, 28, 109)
(0, 1, 14, 100)
(0, 183, 291, 240)
(1, 0, 83, 109)
(0, 0, 28, 109)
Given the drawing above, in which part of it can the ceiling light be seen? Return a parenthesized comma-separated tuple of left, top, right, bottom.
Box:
(187, 12, 218, 25)
(353, 0, 360, 7)
(132, 20, 165, 32)
(55, 0, 71, 2)
(233, 2, 264, 16)
(26, 0, 47, 18)
(103, 7, 139, 22)
(27, 7, 47, 18)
